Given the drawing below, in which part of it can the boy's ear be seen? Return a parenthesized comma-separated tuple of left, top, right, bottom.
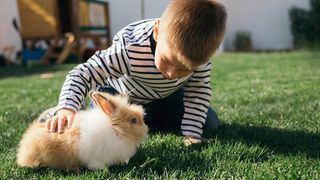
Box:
(89, 92, 115, 116)
(153, 19, 160, 42)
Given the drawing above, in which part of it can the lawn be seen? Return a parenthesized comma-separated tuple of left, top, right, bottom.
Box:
(0, 51, 319, 179)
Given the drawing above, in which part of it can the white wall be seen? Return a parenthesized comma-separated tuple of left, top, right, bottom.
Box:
(106, 0, 170, 38)
(223, 0, 310, 51)
(0, 0, 21, 59)
(145, 0, 170, 18)
(108, 0, 310, 51)
(106, 0, 140, 38)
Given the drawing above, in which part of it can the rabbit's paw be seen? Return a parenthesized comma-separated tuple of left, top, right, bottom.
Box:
(18, 158, 41, 168)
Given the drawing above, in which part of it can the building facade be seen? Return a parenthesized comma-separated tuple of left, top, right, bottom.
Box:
(0, 0, 312, 57)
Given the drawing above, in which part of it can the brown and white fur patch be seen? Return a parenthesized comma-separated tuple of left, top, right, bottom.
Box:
(16, 92, 148, 170)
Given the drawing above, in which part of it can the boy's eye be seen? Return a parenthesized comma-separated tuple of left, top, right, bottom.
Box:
(130, 118, 137, 124)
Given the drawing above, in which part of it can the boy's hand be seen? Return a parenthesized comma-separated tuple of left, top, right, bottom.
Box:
(46, 108, 75, 134)
(183, 136, 202, 146)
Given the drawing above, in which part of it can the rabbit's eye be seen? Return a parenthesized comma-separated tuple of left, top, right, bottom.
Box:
(130, 118, 137, 124)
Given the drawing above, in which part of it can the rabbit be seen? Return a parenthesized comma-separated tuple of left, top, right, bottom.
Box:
(16, 91, 148, 170)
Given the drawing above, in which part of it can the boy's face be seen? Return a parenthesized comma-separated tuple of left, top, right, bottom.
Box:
(153, 20, 195, 80)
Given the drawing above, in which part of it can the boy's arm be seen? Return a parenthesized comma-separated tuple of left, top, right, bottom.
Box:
(182, 61, 212, 139)
(57, 41, 130, 112)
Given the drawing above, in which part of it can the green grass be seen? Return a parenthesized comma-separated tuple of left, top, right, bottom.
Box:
(0, 51, 319, 179)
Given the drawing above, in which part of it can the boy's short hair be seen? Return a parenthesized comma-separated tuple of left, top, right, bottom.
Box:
(160, 0, 227, 68)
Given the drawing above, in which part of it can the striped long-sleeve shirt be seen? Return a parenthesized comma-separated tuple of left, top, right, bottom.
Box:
(58, 19, 212, 138)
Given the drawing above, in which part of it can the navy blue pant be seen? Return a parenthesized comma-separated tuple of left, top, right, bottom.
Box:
(91, 86, 220, 133)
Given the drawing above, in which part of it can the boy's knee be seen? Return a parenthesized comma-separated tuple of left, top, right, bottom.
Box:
(205, 107, 220, 130)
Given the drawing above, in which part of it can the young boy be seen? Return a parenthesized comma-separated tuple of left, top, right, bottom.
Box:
(44, 0, 227, 146)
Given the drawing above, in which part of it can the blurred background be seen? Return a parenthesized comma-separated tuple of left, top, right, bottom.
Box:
(0, 0, 316, 67)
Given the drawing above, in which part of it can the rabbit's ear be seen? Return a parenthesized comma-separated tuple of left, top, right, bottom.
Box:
(89, 92, 115, 116)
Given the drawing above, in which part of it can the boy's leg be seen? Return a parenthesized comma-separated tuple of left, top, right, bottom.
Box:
(143, 89, 221, 132)
(144, 89, 221, 133)
(89, 86, 185, 130)
(204, 107, 220, 130)
(143, 89, 184, 131)
(89, 86, 220, 133)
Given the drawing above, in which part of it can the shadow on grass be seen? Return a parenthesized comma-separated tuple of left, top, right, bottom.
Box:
(217, 123, 320, 159)
(0, 65, 73, 79)
(20, 124, 319, 177)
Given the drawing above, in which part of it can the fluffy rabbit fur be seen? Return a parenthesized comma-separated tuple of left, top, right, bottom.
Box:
(16, 92, 148, 170)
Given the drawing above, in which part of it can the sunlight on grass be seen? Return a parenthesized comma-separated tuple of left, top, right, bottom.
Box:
(0, 51, 319, 179)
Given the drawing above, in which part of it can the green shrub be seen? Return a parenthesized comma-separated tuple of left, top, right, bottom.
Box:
(310, 0, 320, 40)
(233, 31, 252, 52)
(289, 0, 320, 48)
